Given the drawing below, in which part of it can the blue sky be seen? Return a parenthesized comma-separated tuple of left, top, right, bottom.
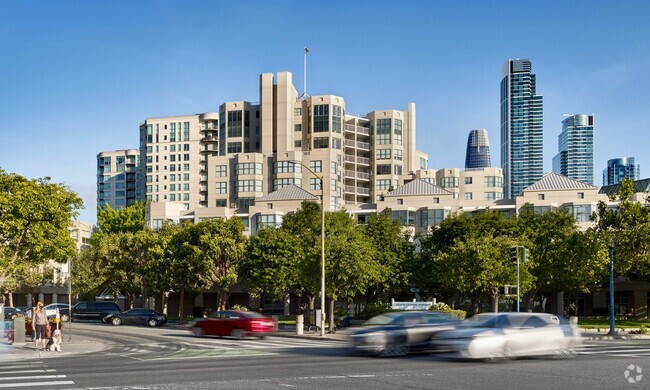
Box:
(1, 1, 649, 223)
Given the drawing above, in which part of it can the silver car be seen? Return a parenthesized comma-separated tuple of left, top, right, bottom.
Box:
(350, 311, 459, 357)
(433, 312, 581, 360)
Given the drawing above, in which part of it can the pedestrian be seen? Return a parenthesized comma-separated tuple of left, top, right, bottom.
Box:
(32, 301, 48, 351)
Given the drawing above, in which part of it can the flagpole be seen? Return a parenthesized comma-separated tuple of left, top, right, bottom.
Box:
(303, 47, 308, 97)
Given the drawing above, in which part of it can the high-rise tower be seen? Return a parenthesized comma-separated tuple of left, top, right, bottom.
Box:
(500, 59, 544, 199)
(465, 129, 491, 169)
(603, 157, 640, 186)
(552, 114, 594, 184)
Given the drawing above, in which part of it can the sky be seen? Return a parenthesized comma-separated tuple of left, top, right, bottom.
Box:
(1, 1, 649, 224)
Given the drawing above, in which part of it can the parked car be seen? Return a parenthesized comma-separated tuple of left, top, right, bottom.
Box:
(3, 307, 24, 320)
(349, 311, 459, 357)
(104, 308, 167, 327)
(25, 303, 70, 320)
(432, 312, 582, 360)
(191, 310, 277, 339)
(59, 301, 121, 322)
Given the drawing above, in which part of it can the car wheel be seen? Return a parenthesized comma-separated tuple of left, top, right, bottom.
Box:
(192, 327, 204, 337)
(231, 329, 245, 339)
(148, 319, 158, 327)
(60, 314, 70, 322)
(111, 317, 122, 326)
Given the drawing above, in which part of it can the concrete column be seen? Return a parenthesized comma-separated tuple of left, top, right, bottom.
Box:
(284, 294, 291, 316)
(296, 314, 304, 335)
(26, 294, 33, 307)
(557, 292, 564, 316)
(37, 293, 44, 304)
(52, 293, 58, 304)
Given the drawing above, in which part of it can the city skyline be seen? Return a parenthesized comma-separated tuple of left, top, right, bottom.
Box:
(2, 1, 649, 222)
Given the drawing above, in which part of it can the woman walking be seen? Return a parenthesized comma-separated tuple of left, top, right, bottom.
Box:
(32, 301, 48, 351)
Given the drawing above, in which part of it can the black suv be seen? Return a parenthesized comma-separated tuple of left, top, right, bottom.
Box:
(61, 301, 121, 322)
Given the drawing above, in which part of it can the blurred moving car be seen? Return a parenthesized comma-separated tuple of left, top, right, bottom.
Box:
(433, 312, 581, 360)
(104, 308, 167, 327)
(349, 311, 459, 357)
(191, 310, 277, 339)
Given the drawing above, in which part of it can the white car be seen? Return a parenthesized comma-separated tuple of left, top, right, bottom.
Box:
(433, 312, 581, 359)
(25, 303, 70, 319)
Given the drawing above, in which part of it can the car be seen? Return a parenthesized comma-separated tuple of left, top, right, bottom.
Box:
(191, 310, 277, 339)
(60, 301, 121, 322)
(432, 312, 582, 360)
(3, 307, 24, 320)
(104, 308, 167, 327)
(349, 311, 459, 357)
(25, 303, 70, 320)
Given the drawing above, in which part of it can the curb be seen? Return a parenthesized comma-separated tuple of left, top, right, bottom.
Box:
(272, 331, 350, 343)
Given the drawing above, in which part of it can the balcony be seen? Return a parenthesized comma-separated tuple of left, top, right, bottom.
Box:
(344, 186, 371, 194)
(344, 124, 371, 135)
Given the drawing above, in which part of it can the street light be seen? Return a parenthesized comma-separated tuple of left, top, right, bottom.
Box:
(288, 160, 326, 336)
(609, 239, 615, 335)
(510, 246, 529, 312)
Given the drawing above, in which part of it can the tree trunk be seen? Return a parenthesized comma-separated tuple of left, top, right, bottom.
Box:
(9, 292, 14, 307)
(329, 299, 335, 332)
(141, 279, 147, 309)
(178, 290, 185, 325)
(309, 295, 315, 327)
(490, 289, 499, 313)
(471, 295, 480, 315)
(163, 291, 169, 315)
(525, 285, 540, 312)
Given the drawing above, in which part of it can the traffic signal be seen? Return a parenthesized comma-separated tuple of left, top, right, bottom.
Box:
(522, 247, 530, 261)
(510, 246, 519, 262)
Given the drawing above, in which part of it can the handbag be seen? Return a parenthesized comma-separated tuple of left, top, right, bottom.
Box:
(46, 323, 52, 338)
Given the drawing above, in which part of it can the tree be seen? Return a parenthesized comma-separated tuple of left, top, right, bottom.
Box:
(362, 213, 413, 302)
(324, 210, 382, 330)
(0, 168, 83, 292)
(240, 227, 303, 299)
(96, 202, 146, 234)
(14, 262, 56, 307)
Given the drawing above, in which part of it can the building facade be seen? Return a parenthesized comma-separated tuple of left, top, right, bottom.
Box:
(465, 129, 491, 169)
(96, 149, 142, 209)
(500, 59, 544, 199)
(602, 157, 640, 186)
(552, 114, 594, 185)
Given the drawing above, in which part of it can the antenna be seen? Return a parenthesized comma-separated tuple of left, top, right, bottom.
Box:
(300, 47, 310, 100)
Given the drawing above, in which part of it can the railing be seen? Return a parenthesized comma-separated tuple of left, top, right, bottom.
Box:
(357, 187, 370, 195)
(357, 157, 370, 165)
(344, 140, 356, 147)
(357, 172, 370, 180)
(357, 141, 370, 149)
(356, 126, 370, 135)
(344, 124, 356, 132)
(345, 185, 356, 193)
(344, 170, 356, 178)
(345, 155, 356, 163)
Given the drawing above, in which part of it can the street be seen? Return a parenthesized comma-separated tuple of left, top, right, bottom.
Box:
(0, 323, 648, 389)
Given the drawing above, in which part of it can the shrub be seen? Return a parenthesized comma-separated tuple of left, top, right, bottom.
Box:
(355, 302, 394, 320)
(429, 303, 467, 320)
(231, 304, 249, 311)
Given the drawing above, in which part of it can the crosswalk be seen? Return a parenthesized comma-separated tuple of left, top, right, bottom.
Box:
(107, 336, 346, 361)
(0, 361, 77, 389)
(579, 343, 650, 358)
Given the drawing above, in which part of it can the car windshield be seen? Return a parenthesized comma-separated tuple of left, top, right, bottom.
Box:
(364, 313, 403, 326)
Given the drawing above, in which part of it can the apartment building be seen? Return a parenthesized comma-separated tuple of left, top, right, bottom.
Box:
(96, 149, 142, 209)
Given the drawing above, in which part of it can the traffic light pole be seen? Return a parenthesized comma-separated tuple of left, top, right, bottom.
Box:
(516, 248, 520, 312)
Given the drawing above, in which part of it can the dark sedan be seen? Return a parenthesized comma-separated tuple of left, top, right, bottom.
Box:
(349, 311, 459, 357)
(3, 307, 24, 320)
(104, 308, 167, 327)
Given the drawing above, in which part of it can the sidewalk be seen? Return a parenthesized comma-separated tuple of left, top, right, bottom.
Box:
(581, 329, 650, 341)
(0, 335, 107, 362)
(273, 326, 352, 343)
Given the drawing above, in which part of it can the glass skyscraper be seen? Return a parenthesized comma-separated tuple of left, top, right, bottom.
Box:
(465, 129, 491, 169)
(603, 157, 640, 186)
(500, 59, 543, 199)
(552, 114, 594, 184)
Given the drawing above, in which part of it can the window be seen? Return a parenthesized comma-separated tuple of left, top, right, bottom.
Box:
(294, 108, 301, 116)
(538, 194, 545, 200)
(216, 182, 227, 194)
(275, 161, 300, 174)
(484, 192, 503, 200)
(464, 192, 473, 200)
(170, 194, 176, 201)
(183, 193, 189, 201)
(237, 162, 263, 175)
(465, 177, 473, 184)
(391, 210, 415, 226)
(183, 144, 190, 151)
(274, 178, 301, 190)
(216, 165, 227, 177)
(433, 197, 440, 204)
(216, 199, 227, 207)
(170, 145, 176, 152)
(394, 149, 402, 161)
(183, 183, 189, 191)
(295, 124, 302, 132)
(313, 137, 329, 149)
(227, 111, 243, 137)
(377, 149, 391, 160)
(377, 179, 391, 191)
(258, 214, 280, 228)
(484, 176, 503, 188)
(170, 174, 176, 182)
(170, 155, 176, 162)
(183, 164, 190, 171)
(377, 164, 391, 175)
(332, 105, 342, 133)
(313, 104, 329, 132)
(419, 209, 448, 227)
(227, 142, 242, 154)
(376, 119, 391, 144)
(236, 180, 262, 193)
(183, 122, 190, 141)
(310, 178, 320, 190)
(578, 192, 585, 199)
(394, 119, 402, 145)
(441, 177, 459, 188)
(394, 165, 402, 175)
(183, 173, 190, 181)
(332, 138, 341, 149)
(295, 140, 302, 148)
(572, 205, 592, 222)
(397, 199, 403, 205)
(170, 184, 176, 192)
(310, 160, 322, 173)
(183, 153, 190, 161)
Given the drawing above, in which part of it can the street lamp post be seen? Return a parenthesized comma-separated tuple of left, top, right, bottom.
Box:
(609, 239, 615, 335)
(289, 161, 326, 336)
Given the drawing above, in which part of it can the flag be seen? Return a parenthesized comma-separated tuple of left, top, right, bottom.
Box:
(305, 47, 310, 53)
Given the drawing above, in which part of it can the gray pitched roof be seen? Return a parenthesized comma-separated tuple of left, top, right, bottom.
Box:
(385, 179, 452, 196)
(256, 184, 319, 201)
(599, 178, 650, 195)
(523, 172, 597, 192)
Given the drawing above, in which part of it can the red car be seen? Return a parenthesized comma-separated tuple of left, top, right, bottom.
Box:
(191, 310, 277, 339)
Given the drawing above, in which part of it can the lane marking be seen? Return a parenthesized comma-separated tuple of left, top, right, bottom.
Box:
(0, 381, 75, 388)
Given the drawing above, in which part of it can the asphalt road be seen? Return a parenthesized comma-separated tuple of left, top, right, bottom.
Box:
(5, 323, 650, 389)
